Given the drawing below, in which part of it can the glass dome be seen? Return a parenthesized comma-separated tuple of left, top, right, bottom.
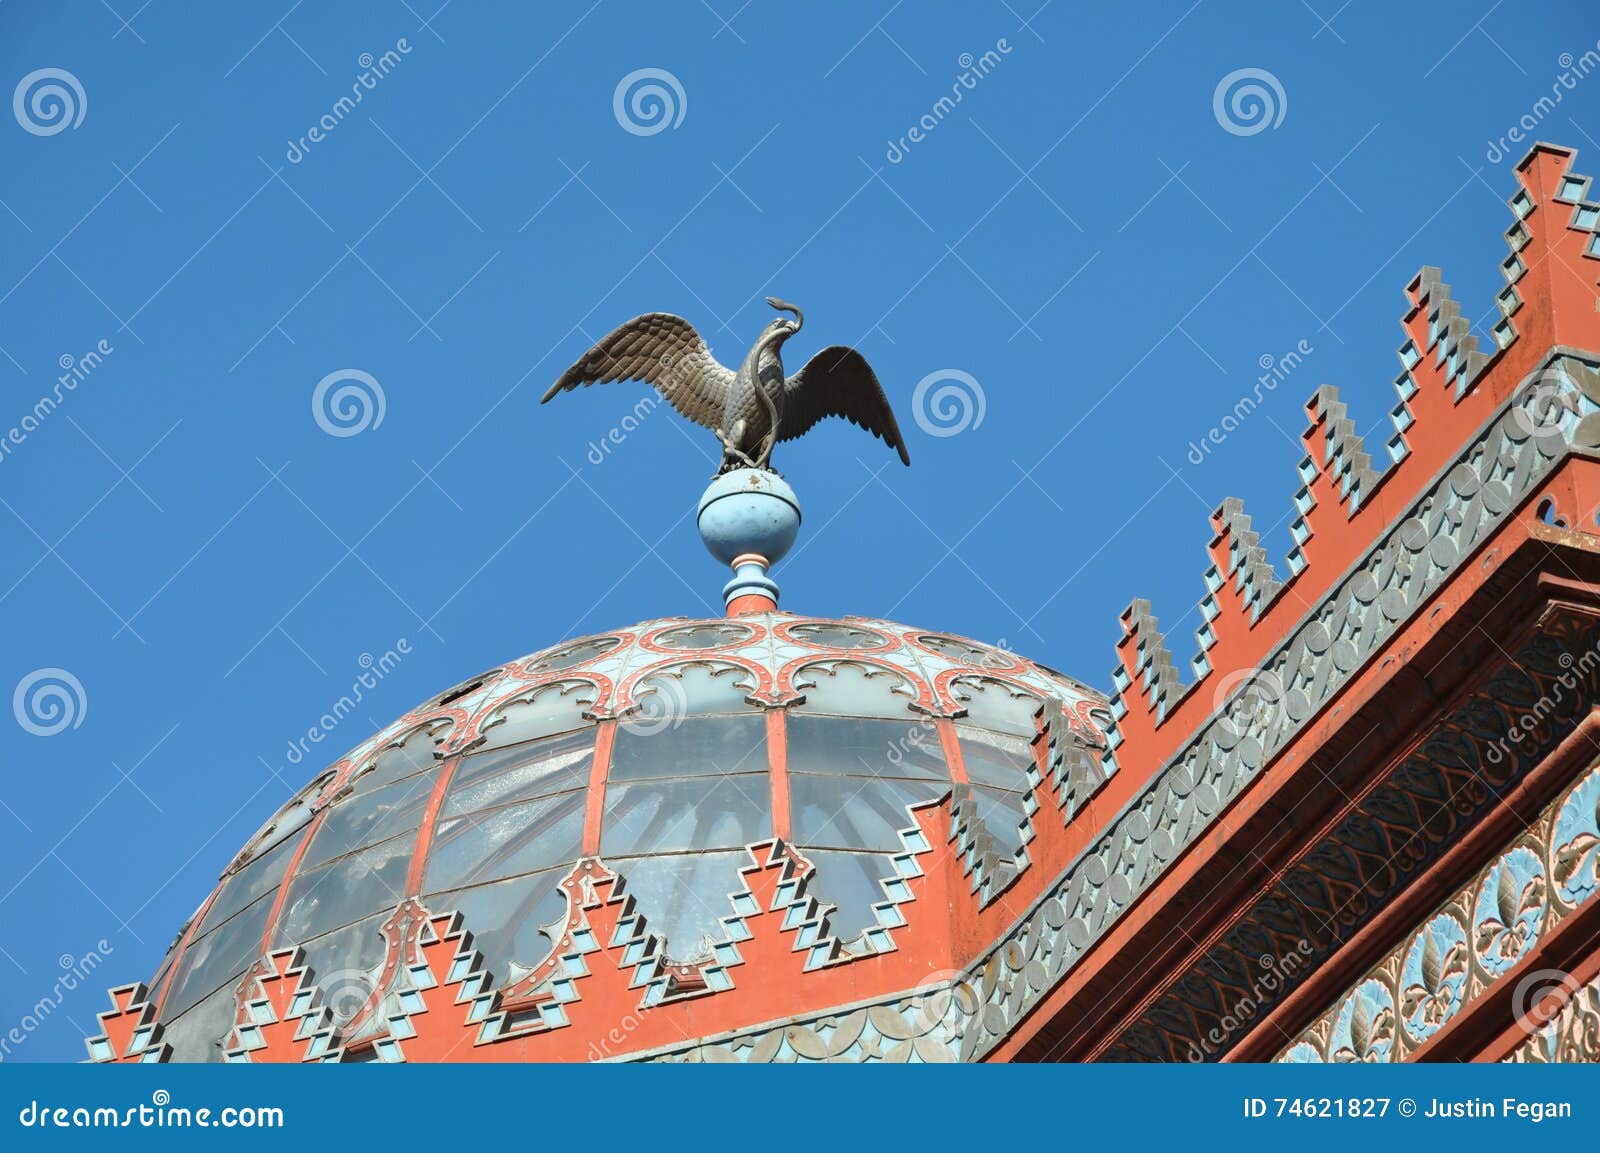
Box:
(143, 612, 1110, 1061)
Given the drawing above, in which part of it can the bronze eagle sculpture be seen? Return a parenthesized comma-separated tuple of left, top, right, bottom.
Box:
(543, 298, 911, 473)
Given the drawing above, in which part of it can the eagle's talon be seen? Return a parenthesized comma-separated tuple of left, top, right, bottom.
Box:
(719, 447, 759, 473)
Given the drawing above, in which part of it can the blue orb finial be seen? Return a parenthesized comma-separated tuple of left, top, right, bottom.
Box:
(697, 469, 802, 612)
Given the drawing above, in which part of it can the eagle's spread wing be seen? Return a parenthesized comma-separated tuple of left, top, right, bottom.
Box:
(542, 313, 733, 431)
(779, 346, 911, 465)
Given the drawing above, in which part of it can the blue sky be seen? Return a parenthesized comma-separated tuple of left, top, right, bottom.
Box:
(1, 0, 1597, 1061)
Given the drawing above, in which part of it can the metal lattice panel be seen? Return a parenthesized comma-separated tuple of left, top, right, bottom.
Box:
(137, 614, 1108, 1061)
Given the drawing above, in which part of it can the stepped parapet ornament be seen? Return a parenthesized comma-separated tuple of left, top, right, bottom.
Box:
(89, 144, 1600, 1064)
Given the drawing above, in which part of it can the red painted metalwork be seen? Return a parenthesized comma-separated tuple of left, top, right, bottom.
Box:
(581, 720, 616, 855)
(765, 708, 790, 840)
(257, 810, 326, 960)
(936, 718, 968, 785)
(992, 503, 1600, 1060)
(90, 143, 1600, 1064)
(1229, 709, 1600, 1061)
(405, 756, 462, 896)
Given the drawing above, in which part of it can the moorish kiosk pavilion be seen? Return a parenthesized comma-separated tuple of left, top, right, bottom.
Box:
(89, 143, 1600, 1063)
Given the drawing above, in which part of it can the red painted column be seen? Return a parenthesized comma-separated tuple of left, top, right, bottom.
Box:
(581, 720, 618, 855)
(767, 708, 790, 840)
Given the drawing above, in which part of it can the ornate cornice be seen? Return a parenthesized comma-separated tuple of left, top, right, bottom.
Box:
(636, 353, 1600, 1063)
(1272, 749, 1600, 1061)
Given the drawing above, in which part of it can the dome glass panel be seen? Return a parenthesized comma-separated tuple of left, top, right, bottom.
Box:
(137, 612, 1108, 1060)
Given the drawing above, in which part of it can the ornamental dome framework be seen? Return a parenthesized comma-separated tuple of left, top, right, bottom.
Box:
(126, 610, 1110, 1062)
(90, 145, 1600, 1066)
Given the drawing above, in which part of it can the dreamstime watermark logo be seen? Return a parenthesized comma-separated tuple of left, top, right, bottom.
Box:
(1211, 666, 1286, 745)
(585, 349, 705, 464)
(284, 640, 411, 767)
(0, 339, 114, 468)
(12, 668, 87, 737)
(1187, 339, 1313, 465)
(613, 68, 686, 136)
(17, 1089, 283, 1129)
(1485, 43, 1600, 163)
(620, 677, 688, 736)
(285, 39, 412, 163)
(886, 716, 941, 773)
(1212, 68, 1286, 137)
(13, 68, 86, 136)
(586, 1008, 646, 1062)
(312, 369, 386, 437)
(0, 941, 112, 1061)
(885, 38, 1013, 164)
(1507, 366, 1573, 451)
(586, 389, 664, 465)
(1186, 940, 1313, 1060)
(1510, 967, 1581, 1033)
(1484, 632, 1600, 766)
(316, 967, 381, 1029)
(912, 369, 985, 438)
(904, 967, 984, 1046)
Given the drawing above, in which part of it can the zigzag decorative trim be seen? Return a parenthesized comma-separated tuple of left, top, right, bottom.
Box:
(1310, 385, 1381, 513)
(1108, 599, 1181, 764)
(1037, 706, 1105, 823)
(1101, 144, 1600, 775)
(773, 832, 933, 969)
(486, 859, 673, 1024)
(85, 983, 168, 1063)
(640, 720, 1108, 1063)
(640, 350, 1598, 1064)
(372, 911, 498, 1061)
(1384, 263, 1495, 468)
(949, 350, 1600, 1061)
(1192, 496, 1285, 680)
(91, 143, 1600, 1066)
(948, 784, 1017, 905)
(223, 948, 333, 1062)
